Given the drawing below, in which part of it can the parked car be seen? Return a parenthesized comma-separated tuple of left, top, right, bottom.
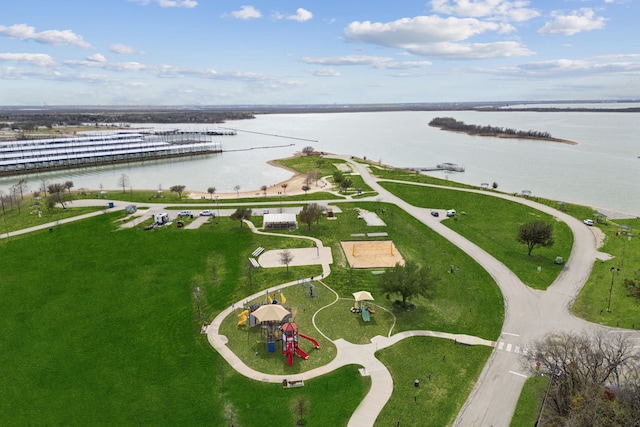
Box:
(431, 211, 439, 217)
(584, 219, 594, 226)
(177, 210, 192, 217)
(199, 210, 215, 217)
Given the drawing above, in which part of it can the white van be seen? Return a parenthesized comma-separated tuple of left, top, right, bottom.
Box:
(446, 209, 456, 217)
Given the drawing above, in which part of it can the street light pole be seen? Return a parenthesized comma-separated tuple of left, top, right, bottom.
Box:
(607, 266, 619, 312)
(215, 195, 219, 219)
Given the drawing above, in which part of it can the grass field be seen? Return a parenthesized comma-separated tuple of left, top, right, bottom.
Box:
(3, 156, 636, 426)
(378, 181, 573, 289)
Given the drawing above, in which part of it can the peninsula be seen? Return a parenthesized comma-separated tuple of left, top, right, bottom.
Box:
(428, 117, 578, 145)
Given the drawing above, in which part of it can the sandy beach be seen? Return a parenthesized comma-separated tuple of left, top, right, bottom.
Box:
(188, 158, 331, 200)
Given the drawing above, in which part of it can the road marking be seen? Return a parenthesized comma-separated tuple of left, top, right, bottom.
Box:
(514, 345, 520, 354)
(502, 332, 520, 337)
(509, 371, 528, 378)
(498, 342, 504, 351)
(506, 343, 512, 352)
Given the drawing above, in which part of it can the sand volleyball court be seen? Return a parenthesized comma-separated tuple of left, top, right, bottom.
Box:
(341, 240, 405, 268)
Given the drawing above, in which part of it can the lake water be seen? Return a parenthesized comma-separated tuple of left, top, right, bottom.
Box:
(1, 108, 639, 215)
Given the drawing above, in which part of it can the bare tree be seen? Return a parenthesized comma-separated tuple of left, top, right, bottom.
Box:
(301, 185, 310, 195)
(15, 179, 29, 200)
(261, 185, 268, 197)
(279, 249, 294, 273)
(299, 203, 324, 230)
(281, 183, 288, 194)
(234, 185, 241, 197)
(302, 146, 315, 156)
(521, 331, 640, 426)
(117, 174, 130, 193)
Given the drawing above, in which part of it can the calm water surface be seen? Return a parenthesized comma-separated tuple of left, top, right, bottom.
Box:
(1, 109, 639, 215)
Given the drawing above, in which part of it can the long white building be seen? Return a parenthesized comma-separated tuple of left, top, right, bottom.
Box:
(0, 132, 223, 174)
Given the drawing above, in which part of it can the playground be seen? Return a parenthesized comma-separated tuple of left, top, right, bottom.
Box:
(341, 240, 405, 268)
(218, 278, 398, 374)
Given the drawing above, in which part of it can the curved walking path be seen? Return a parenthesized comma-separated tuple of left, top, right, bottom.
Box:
(206, 217, 495, 426)
(9, 156, 639, 426)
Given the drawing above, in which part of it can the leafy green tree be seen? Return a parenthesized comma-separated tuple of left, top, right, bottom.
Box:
(517, 221, 554, 256)
(230, 208, 251, 227)
(47, 183, 69, 209)
(378, 261, 433, 310)
(261, 185, 268, 197)
(169, 185, 186, 200)
(298, 203, 324, 230)
(207, 186, 216, 200)
(340, 178, 352, 193)
(301, 185, 310, 194)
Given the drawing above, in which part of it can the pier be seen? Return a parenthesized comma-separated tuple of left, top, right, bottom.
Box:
(412, 163, 465, 172)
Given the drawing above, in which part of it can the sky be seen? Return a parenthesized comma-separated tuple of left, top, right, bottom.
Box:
(0, 0, 638, 106)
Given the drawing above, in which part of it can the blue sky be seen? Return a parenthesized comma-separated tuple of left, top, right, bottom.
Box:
(0, 0, 638, 105)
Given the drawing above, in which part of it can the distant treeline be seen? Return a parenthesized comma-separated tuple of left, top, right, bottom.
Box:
(0, 109, 256, 131)
(429, 117, 552, 139)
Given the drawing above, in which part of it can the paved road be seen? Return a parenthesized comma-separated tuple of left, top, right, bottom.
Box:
(340, 156, 640, 426)
(8, 160, 640, 426)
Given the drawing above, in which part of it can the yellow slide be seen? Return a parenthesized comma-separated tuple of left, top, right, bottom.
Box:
(237, 309, 249, 326)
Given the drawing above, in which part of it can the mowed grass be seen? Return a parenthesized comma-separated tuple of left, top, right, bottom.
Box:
(0, 213, 363, 426)
(375, 337, 493, 426)
(510, 375, 549, 427)
(572, 217, 640, 329)
(378, 182, 573, 289)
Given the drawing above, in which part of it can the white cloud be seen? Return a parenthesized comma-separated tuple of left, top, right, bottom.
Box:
(130, 0, 197, 8)
(431, 0, 540, 22)
(480, 57, 640, 79)
(538, 8, 606, 35)
(307, 68, 340, 77)
(287, 8, 313, 22)
(110, 44, 143, 55)
(344, 16, 532, 59)
(300, 55, 432, 70)
(0, 24, 91, 48)
(0, 52, 55, 67)
(231, 6, 262, 20)
(86, 54, 107, 63)
(64, 58, 146, 72)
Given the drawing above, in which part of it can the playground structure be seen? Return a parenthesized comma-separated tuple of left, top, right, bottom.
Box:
(281, 322, 321, 366)
(298, 276, 318, 299)
(351, 290, 376, 322)
(237, 293, 320, 366)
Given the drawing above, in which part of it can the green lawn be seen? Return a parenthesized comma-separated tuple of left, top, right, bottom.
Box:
(510, 375, 548, 427)
(572, 217, 640, 329)
(378, 181, 573, 289)
(375, 337, 493, 426)
(4, 163, 600, 426)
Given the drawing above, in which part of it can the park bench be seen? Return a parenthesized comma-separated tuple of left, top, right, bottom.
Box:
(252, 247, 265, 257)
(249, 258, 260, 268)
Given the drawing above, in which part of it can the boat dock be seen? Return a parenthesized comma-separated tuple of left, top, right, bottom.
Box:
(413, 163, 465, 172)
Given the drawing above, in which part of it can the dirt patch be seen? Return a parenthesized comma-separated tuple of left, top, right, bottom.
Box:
(341, 240, 405, 269)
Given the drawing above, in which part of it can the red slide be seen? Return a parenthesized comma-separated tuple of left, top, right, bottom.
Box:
(295, 346, 309, 360)
(284, 341, 294, 366)
(299, 333, 320, 349)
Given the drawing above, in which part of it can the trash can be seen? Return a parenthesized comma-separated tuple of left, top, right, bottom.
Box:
(108, 202, 114, 208)
(268, 342, 275, 353)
